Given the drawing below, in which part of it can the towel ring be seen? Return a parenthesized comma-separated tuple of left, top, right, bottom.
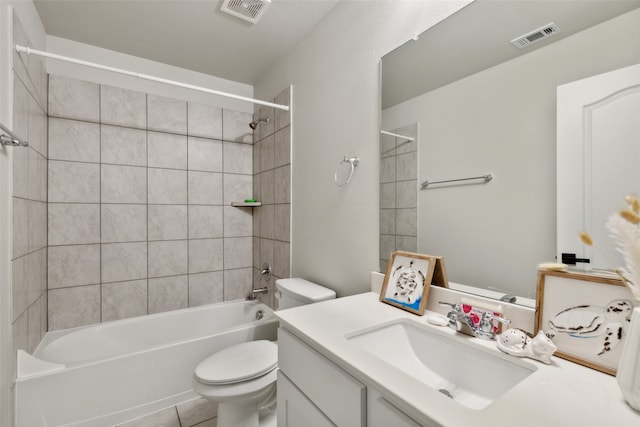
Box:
(334, 156, 359, 187)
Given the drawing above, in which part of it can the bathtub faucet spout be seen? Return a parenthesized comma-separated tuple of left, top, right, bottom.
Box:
(251, 287, 268, 297)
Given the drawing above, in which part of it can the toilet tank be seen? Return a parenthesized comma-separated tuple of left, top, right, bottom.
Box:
(275, 278, 336, 310)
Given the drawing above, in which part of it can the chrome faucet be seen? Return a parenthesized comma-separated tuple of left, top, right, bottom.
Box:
(438, 301, 510, 340)
(261, 262, 272, 281)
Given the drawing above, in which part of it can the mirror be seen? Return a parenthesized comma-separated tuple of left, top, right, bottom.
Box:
(380, 0, 640, 305)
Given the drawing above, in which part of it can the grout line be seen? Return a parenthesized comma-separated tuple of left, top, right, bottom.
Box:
(186, 101, 190, 309)
(145, 93, 150, 316)
(98, 84, 103, 324)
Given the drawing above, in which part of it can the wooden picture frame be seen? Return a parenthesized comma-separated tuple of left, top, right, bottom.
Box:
(379, 251, 448, 315)
(535, 270, 634, 375)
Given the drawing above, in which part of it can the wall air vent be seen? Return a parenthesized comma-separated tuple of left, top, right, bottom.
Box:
(221, 0, 271, 24)
(510, 23, 560, 49)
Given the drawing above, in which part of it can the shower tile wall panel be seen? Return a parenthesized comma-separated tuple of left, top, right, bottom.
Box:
(253, 87, 292, 309)
(11, 11, 49, 382)
(47, 75, 256, 330)
(380, 123, 418, 272)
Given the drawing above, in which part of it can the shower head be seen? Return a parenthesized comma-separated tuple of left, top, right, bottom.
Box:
(249, 117, 270, 130)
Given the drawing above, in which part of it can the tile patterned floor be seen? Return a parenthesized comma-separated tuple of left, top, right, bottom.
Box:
(116, 396, 217, 427)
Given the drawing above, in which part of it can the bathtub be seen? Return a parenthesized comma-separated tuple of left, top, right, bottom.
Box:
(15, 300, 278, 427)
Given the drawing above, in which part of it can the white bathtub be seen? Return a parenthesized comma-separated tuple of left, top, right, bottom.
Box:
(15, 300, 278, 427)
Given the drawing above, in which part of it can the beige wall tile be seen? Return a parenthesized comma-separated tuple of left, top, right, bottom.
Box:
(148, 205, 188, 241)
(223, 206, 252, 237)
(101, 164, 147, 204)
(48, 285, 101, 330)
(223, 173, 252, 205)
(274, 87, 291, 131)
(188, 205, 223, 239)
(274, 204, 290, 242)
(188, 137, 222, 172)
(222, 110, 252, 143)
(148, 276, 188, 314)
(188, 239, 223, 274)
(259, 134, 274, 172)
(274, 165, 290, 204)
(48, 203, 100, 245)
(149, 168, 188, 204)
(273, 241, 291, 279)
(259, 204, 274, 240)
(49, 118, 100, 163)
(274, 127, 290, 168)
(48, 75, 99, 122)
(148, 95, 186, 134)
(48, 160, 100, 203)
(223, 268, 252, 301)
(102, 242, 148, 283)
(48, 244, 100, 289)
(223, 141, 252, 175)
(188, 272, 223, 308)
(148, 240, 188, 278)
(188, 171, 222, 205)
(101, 125, 147, 167)
(101, 204, 147, 243)
(11, 256, 28, 322)
(223, 237, 252, 269)
(102, 280, 148, 321)
(100, 85, 146, 129)
(11, 197, 30, 259)
(148, 131, 187, 170)
(188, 102, 222, 140)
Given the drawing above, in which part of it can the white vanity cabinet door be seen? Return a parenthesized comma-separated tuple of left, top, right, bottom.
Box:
(367, 388, 423, 427)
(278, 328, 366, 427)
(277, 371, 335, 427)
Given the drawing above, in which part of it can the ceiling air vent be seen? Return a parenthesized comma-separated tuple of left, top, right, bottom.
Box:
(221, 0, 271, 24)
(510, 23, 560, 49)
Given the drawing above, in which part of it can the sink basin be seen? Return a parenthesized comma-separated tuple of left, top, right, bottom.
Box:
(345, 319, 535, 410)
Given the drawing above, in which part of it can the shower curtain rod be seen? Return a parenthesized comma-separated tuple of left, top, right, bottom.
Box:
(15, 45, 290, 111)
(380, 130, 414, 142)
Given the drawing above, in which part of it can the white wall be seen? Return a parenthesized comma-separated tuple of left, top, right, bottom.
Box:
(0, 1, 46, 424)
(46, 36, 255, 113)
(254, 1, 471, 296)
(382, 8, 640, 299)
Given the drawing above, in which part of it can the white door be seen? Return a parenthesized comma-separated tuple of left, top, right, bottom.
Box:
(557, 63, 640, 271)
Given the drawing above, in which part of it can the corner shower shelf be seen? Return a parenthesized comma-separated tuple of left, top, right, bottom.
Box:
(231, 202, 262, 207)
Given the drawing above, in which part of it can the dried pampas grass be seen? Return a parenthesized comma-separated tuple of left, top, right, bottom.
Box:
(607, 209, 640, 302)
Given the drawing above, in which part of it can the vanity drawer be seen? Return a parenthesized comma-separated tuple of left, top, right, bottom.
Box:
(278, 328, 366, 427)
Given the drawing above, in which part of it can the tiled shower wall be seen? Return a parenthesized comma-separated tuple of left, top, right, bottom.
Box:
(10, 12, 49, 373)
(252, 87, 291, 307)
(380, 123, 418, 271)
(47, 74, 259, 330)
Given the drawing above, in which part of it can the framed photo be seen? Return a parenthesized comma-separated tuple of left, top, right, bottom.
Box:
(536, 270, 635, 375)
(379, 251, 448, 315)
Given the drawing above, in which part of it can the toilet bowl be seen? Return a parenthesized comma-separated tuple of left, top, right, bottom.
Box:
(192, 278, 336, 427)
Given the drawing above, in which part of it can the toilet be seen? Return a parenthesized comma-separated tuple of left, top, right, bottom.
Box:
(192, 278, 336, 427)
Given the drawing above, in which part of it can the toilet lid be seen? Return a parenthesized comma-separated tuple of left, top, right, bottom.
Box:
(195, 340, 277, 385)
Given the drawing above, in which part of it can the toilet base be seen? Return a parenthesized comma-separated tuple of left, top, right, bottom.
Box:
(217, 398, 276, 427)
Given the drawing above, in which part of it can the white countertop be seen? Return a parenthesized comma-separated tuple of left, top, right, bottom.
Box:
(275, 292, 640, 427)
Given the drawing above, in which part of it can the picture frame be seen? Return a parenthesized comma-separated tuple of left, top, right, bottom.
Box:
(379, 251, 448, 315)
(535, 270, 635, 375)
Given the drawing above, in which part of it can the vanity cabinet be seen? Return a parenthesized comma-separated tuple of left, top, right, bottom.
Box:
(278, 328, 366, 426)
(277, 372, 334, 427)
(278, 327, 428, 427)
(367, 389, 422, 427)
